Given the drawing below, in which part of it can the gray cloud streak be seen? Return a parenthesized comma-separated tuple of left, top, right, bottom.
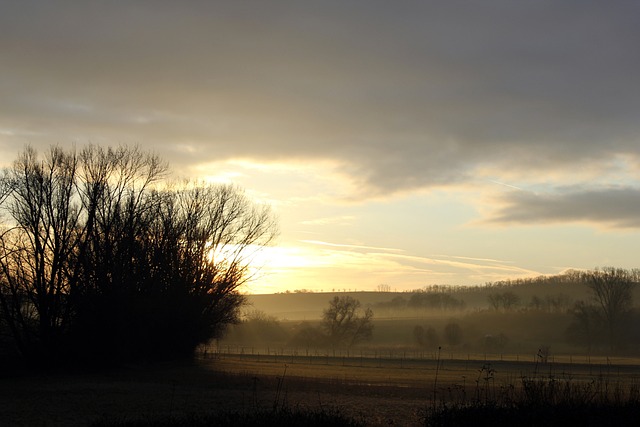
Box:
(486, 187, 640, 228)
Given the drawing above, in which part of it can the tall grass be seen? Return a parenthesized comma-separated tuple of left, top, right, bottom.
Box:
(424, 363, 640, 427)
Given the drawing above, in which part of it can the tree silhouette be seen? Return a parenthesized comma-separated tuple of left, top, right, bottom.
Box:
(322, 296, 373, 348)
(583, 267, 635, 351)
(565, 301, 603, 352)
(0, 145, 277, 364)
(0, 146, 82, 359)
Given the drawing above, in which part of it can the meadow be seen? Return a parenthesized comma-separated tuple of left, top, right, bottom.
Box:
(4, 350, 640, 426)
(4, 276, 640, 426)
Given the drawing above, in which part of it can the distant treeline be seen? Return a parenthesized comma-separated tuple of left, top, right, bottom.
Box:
(375, 291, 466, 312)
(228, 268, 640, 356)
(375, 269, 639, 311)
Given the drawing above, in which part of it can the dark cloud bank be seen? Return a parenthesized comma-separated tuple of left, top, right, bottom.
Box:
(487, 187, 640, 228)
(1, 1, 639, 226)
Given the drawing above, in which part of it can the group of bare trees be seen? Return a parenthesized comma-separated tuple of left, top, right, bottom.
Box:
(566, 267, 637, 352)
(487, 291, 521, 311)
(0, 145, 277, 364)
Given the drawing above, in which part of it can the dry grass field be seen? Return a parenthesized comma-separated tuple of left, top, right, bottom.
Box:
(3, 351, 640, 426)
(208, 351, 640, 388)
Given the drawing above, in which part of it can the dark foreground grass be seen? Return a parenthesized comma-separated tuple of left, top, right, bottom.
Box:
(92, 402, 640, 427)
(424, 373, 640, 427)
(425, 402, 640, 427)
(5, 355, 640, 426)
(92, 406, 364, 427)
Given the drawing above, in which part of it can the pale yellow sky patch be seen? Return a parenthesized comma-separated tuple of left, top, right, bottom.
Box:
(300, 215, 357, 226)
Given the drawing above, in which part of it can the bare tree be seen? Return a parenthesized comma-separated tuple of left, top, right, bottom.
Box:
(583, 267, 635, 351)
(69, 145, 172, 360)
(135, 182, 278, 353)
(565, 301, 603, 352)
(71, 156, 276, 360)
(0, 146, 81, 358)
(322, 296, 373, 348)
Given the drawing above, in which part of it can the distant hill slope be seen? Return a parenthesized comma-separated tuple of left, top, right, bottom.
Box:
(245, 275, 640, 321)
(244, 291, 399, 320)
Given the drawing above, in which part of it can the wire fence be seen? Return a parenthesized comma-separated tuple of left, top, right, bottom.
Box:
(198, 343, 638, 371)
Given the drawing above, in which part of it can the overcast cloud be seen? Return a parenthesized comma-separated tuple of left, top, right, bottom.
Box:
(1, 1, 639, 227)
(486, 187, 640, 228)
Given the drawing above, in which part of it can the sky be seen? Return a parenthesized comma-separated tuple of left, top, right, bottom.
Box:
(1, 1, 640, 293)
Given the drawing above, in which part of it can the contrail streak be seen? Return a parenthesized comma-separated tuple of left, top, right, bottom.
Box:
(488, 180, 524, 191)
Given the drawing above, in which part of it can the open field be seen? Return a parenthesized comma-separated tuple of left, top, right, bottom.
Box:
(3, 352, 640, 426)
(0, 358, 424, 426)
(206, 351, 640, 399)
